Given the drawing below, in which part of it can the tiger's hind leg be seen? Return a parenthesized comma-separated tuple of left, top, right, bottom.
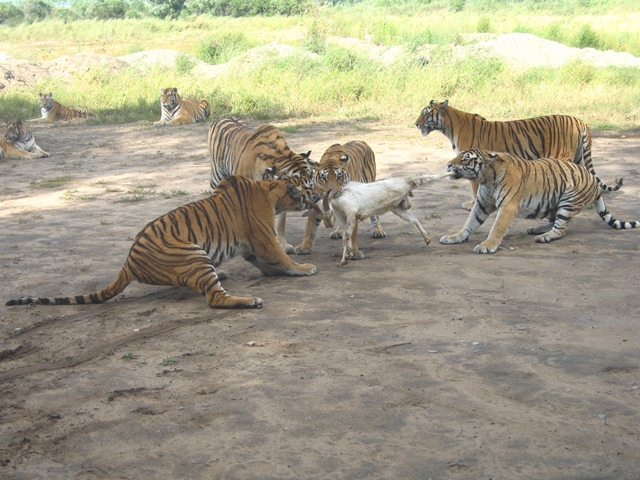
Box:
(330, 226, 344, 239)
(244, 237, 316, 277)
(171, 248, 262, 308)
(533, 212, 572, 244)
(369, 215, 386, 238)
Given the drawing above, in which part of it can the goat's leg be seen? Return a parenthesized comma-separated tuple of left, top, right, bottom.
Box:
(392, 206, 431, 245)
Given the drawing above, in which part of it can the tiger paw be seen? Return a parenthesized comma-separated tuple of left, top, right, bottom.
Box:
(349, 250, 365, 260)
(461, 200, 475, 211)
(330, 228, 344, 239)
(440, 234, 464, 245)
(370, 228, 386, 239)
(294, 244, 312, 255)
(473, 243, 499, 254)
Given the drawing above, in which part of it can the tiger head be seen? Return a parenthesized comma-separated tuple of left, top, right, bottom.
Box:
(4, 120, 27, 142)
(313, 144, 353, 197)
(416, 99, 448, 137)
(263, 151, 321, 208)
(39, 92, 54, 110)
(447, 149, 498, 180)
(160, 88, 181, 110)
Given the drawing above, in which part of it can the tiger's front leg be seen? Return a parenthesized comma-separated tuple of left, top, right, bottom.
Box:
(440, 199, 495, 247)
(275, 212, 294, 254)
(244, 239, 316, 277)
(294, 211, 322, 255)
(474, 203, 519, 254)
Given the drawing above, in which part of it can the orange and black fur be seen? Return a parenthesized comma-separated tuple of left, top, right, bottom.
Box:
(416, 100, 621, 209)
(6, 176, 317, 309)
(208, 116, 316, 253)
(440, 149, 639, 254)
(154, 87, 210, 126)
(1, 120, 49, 159)
(31, 92, 96, 122)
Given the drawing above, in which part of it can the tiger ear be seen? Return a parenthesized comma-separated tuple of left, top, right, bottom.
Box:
(302, 150, 312, 159)
(340, 154, 349, 162)
(488, 153, 498, 159)
(285, 183, 301, 199)
(172, 88, 178, 93)
(441, 100, 449, 109)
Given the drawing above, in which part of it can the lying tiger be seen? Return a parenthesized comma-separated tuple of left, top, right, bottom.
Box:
(6, 176, 318, 309)
(416, 100, 621, 209)
(208, 116, 316, 253)
(154, 87, 210, 126)
(440, 149, 639, 254)
(31, 92, 96, 122)
(295, 140, 385, 255)
(1, 120, 49, 159)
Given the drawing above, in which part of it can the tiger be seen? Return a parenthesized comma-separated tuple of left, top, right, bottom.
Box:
(31, 92, 96, 122)
(6, 176, 318, 309)
(154, 88, 210, 126)
(1, 121, 49, 159)
(439, 149, 639, 254)
(294, 140, 385, 255)
(208, 116, 316, 254)
(2, 120, 49, 158)
(415, 100, 622, 209)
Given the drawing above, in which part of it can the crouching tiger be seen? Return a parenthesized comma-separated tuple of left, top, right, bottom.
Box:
(439, 149, 639, 254)
(154, 88, 210, 126)
(6, 176, 318, 309)
(31, 92, 96, 122)
(295, 140, 385, 255)
(416, 100, 621, 209)
(1, 120, 49, 159)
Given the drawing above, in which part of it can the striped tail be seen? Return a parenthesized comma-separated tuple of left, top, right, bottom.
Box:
(595, 198, 640, 230)
(576, 126, 623, 192)
(5, 266, 133, 306)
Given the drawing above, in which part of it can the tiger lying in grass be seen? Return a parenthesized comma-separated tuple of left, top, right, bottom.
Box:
(154, 88, 210, 126)
(1, 120, 49, 159)
(6, 176, 319, 309)
(439, 149, 639, 254)
(31, 92, 96, 122)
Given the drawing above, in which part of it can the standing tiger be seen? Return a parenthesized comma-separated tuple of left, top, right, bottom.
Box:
(31, 92, 96, 122)
(6, 176, 318, 309)
(439, 149, 639, 254)
(415, 100, 621, 209)
(294, 140, 385, 255)
(2, 120, 49, 158)
(208, 116, 316, 253)
(154, 88, 210, 126)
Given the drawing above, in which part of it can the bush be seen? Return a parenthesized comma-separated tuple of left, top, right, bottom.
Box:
(22, 0, 52, 22)
(0, 3, 25, 25)
(575, 23, 601, 49)
(196, 32, 253, 65)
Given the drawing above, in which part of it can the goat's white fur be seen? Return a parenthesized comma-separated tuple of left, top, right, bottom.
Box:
(323, 173, 453, 265)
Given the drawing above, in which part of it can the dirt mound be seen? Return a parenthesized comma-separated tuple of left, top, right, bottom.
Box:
(42, 52, 129, 81)
(0, 57, 49, 91)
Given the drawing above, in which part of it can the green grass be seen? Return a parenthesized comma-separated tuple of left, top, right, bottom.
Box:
(1, 2, 639, 129)
(29, 175, 74, 189)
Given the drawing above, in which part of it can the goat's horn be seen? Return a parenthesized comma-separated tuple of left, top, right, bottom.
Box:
(307, 201, 324, 217)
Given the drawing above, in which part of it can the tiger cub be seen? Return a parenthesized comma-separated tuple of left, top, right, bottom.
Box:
(1, 121, 49, 159)
(6, 176, 317, 309)
(31, 92, 96, 122)
(439, 149, 639, 254)
(208, 116, 316, 253)
(416, 100, 621, 209)
(154, 88, 210, 126)
(295, 140, 385, 255)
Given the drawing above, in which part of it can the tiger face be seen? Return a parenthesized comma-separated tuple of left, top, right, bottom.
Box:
(39, 93, 54, 110)
(313, 148, 352, 197)
(160, 88, 180, 110)
(446, 149, 492, 180)
(415, 99, 448, 136)
(4, 120, 25, 142)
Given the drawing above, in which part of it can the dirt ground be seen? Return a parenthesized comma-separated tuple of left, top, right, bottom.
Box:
(0, 119, 639, 480)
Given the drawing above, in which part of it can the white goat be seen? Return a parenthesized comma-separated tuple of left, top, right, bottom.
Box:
(315, 173, 453, 265)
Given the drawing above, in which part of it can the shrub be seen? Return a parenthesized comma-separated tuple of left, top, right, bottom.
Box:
(0, 3, 25, 25)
